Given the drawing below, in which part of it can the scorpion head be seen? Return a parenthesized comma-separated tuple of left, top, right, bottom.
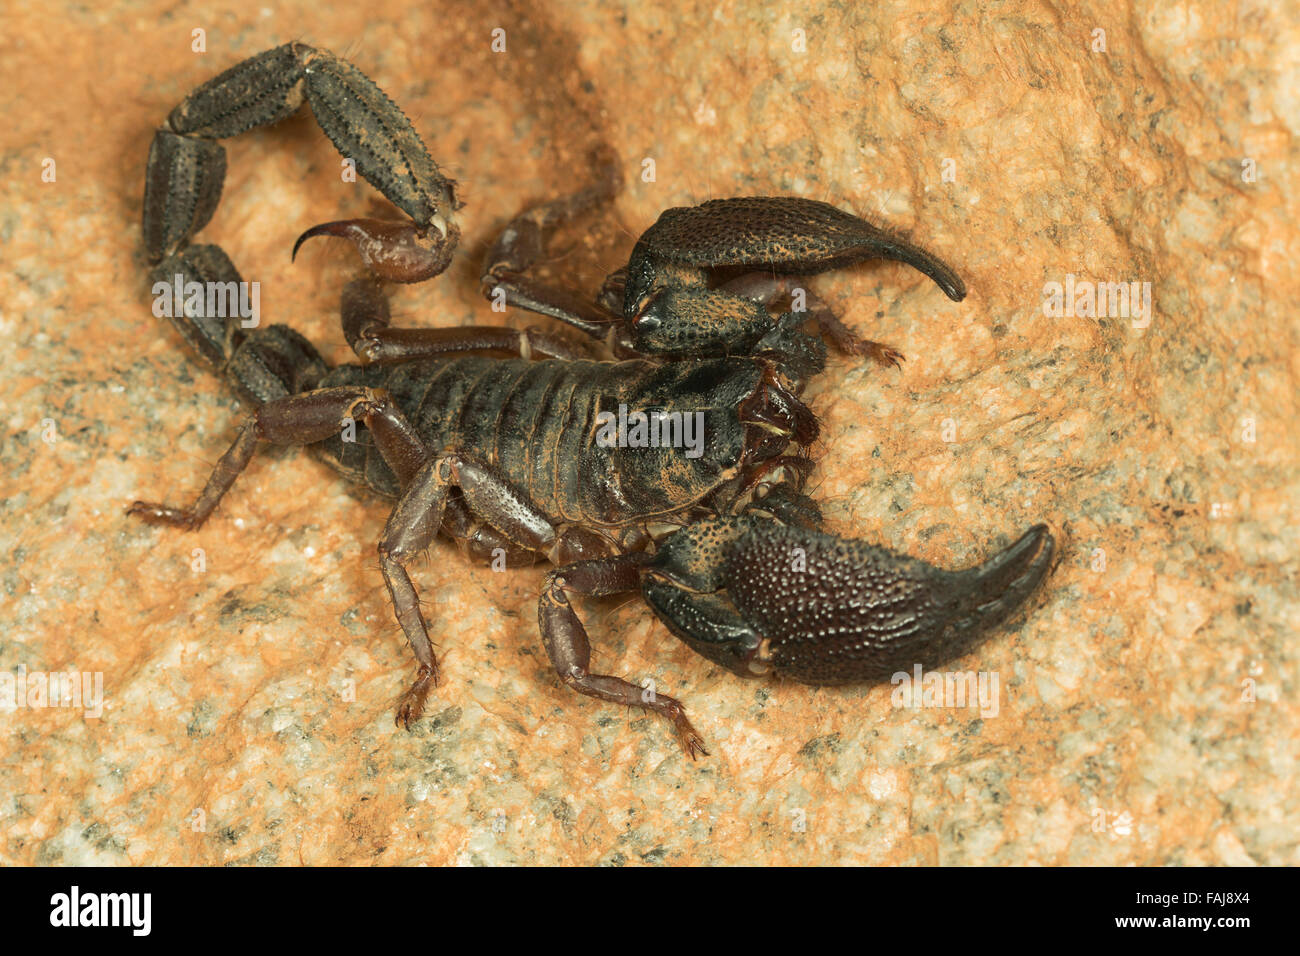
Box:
(578, 358, 818, 521)
(623, 259, 777, 356)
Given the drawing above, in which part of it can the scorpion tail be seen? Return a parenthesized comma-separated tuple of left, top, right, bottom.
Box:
(147, 243, 325, 404)
(721, 522, 1055, 685)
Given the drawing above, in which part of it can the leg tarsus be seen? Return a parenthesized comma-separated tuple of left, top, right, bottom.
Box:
(127, 418, 260, 530)
(379, 542, 442, 728)
(394, 663, 437, 729)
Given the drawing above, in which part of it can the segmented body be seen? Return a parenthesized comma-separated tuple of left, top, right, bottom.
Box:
(313, 355, 765, 525)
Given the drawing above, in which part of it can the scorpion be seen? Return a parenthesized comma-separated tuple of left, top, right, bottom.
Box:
(130, 44, 1055, 756)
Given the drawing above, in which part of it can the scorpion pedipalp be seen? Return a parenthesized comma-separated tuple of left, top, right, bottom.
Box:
(721, 522, 1055, 684)
(628, 196, 968, 303)
(608, 196, 968, 372)
(644, 514, 1054, 688)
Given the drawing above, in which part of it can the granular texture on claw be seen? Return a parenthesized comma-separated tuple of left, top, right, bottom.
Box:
(642, 197, 893, 268)
(722, 523, 1053, 683)
(637, 197, 968, 301)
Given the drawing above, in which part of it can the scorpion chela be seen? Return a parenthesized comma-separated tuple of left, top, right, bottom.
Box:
(130, 43, 1055, 756)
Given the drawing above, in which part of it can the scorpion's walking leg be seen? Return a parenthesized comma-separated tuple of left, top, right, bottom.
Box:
(127, 370, 581, 726)
(338, 278, 600, 366)
(715, 272, 907, 369)
(539, 555, 709, 759)
(127, 384, 388, 529)
(479, 163, 633, 349)
(372, 447, 607, 725)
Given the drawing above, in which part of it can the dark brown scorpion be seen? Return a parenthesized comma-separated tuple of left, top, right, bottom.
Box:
(130, 43, 1055, 756)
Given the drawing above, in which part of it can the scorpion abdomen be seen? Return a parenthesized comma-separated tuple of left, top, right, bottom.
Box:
(311, 356, 778, 528)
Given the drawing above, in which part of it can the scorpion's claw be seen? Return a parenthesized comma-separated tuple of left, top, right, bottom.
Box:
(629, 196, 967, 304)
(722, 523, 1055, 684)
(648, 517, 1054, 687)
(293, 217, 460, 283)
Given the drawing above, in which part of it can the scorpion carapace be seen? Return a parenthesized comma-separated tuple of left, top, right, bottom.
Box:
(131, 44, 1055, 757)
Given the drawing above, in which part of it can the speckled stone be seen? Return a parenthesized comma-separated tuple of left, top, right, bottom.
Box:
(1, 0, 1295, 865)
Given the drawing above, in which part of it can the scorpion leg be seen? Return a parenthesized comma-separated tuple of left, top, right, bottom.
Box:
(717, 273, 906, 369)
(338, 277, 599, 366)
(370, 443, 609, 726)
(128, 382, 387, 532)
(595, 267, 627, 315)
(441, 495, 535, 568)
(479, 164, 632, 350)
(538, 554, 709, 759)
(127, 385, 381, 529)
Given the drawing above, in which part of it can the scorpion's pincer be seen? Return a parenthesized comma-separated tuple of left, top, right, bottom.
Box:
(292, 216, 460, 283)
